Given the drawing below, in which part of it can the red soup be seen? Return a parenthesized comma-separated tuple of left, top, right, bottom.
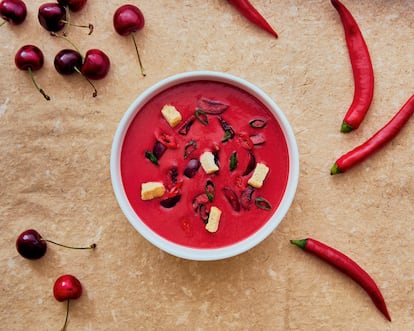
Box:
(121, 80, 289, 248)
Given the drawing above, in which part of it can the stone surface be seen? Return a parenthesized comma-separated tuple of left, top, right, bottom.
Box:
(1, 0, 413, 330)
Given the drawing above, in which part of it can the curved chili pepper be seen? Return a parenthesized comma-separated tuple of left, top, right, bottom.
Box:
(291, 238, 391, 321)
(331, 94, 414, 174)
(227, 0, 278, 38)
(331, 0, 374, 133)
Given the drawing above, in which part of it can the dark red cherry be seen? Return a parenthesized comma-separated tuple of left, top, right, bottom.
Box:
(113, 4, 145, 76)
(16, 228, 96, 259)
(38, 2, 66, 32)
(0, 0, 26, 25)
(81, 49, 110, 80)
(15, 44, 50, 100)
(57, 0, 87, 12)
(54, 48, 82, 75)
(113, 4, 144, 36)
(53, 274, 83, 331)
(16, 229, 47, 259)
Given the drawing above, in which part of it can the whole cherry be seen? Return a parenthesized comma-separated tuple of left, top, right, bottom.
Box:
(53, 274, 82, 331)
(38, 2, 66, 32)
(0, 0, 26, 26)
(15, 44, 50, 100)
(16, 228, 96, 260)
(57, 0, 87, 12)
(54, 48, 98, 97)
(81, 49, 110, 80)
(113, 4, 146, 76)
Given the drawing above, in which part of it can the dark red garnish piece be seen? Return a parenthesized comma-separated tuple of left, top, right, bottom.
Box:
(178, 115, 196, 135)
(250, 134, 265, 145)
(184, 158, 200, 178)
(242, 150, 256, 176)
(197, 97, 229, 114)
(160, 194, 181, 208)
(218, 116, 235, 142)
(152, 141, 167, 159)
(240, 185, 254, 210)
(223, 187, 240, 212)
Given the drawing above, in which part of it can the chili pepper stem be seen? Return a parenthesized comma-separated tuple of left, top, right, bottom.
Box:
(341, 122, 353, 133)
(330, 163, 341, 175)
(290, 239, 307, 249)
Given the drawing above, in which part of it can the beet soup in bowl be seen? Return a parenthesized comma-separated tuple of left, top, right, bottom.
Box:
(110, 71, 299, 261)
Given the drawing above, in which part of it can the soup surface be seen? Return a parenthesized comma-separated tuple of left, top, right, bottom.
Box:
(121, 80, 289, 248)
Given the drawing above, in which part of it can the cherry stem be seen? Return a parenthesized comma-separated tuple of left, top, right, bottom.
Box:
(61, 19, 94, 35)
(62, 5, 71, 36)
(0, 19, 7, 27)
(41, 238, 96, 250)
(61, 300, 70, 331)
(50, 32, 83, 59)
(74, 67, 98, 97)
(27, 67, 50, 101)
(131, 33, 146, 77)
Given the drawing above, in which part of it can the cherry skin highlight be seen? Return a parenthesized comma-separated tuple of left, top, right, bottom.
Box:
(81, 49, 110, 80)
(15, 44, 50, 100)
(38, 2, 66, 32)
(113, 4, 146, 76)
(57, 0, 87, 12)
(0, 0, 27, 25)
(16, 229, 47, 259)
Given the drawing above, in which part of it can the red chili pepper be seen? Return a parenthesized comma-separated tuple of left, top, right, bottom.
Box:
(291, 238, 391, 321)
(331, 0, 374, 133)
(227, 0, 278, 38)
(331, 94, 414, 174)
(155, 131, 178, 149)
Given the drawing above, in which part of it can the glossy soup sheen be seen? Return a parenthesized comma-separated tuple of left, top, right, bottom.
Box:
(121, 80, 289, 248)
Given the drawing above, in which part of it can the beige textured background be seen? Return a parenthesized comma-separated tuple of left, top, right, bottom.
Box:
(1, 0, 413, 330)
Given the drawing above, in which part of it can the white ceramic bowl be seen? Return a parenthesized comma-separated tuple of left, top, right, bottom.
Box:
(110, 71, 299, 261)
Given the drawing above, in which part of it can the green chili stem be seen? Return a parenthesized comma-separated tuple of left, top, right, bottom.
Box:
(255, 197, 272, 210)
(206, 180, 215, 202)
(195, 109, 208, 125)
(230, 152, 238, 171)
(145, 151, 159, 165)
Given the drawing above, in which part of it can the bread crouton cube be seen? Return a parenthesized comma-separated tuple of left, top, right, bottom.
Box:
(141, 182, 165, 200)
(247, 163, 269, 188)
(161, 104, 182, 127)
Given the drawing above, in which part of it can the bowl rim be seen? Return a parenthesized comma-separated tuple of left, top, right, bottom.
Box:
(110, 70, 299, 261)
